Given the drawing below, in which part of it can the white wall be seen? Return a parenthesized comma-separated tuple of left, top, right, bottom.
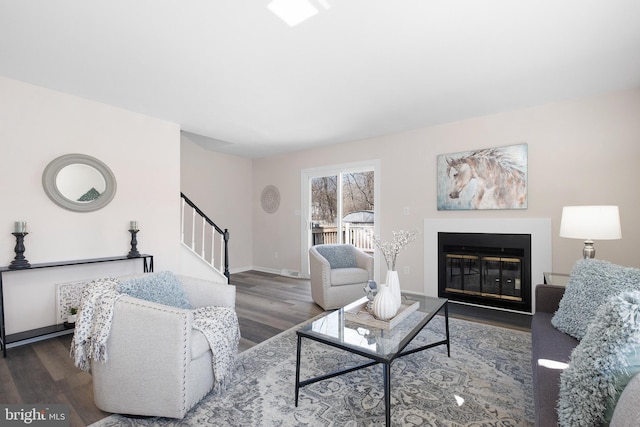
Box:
(175, 87, 640, 299)
(0, 77, 181, 334)
(251, 88, 640, 293)
(15, 78, 638, 334)
(180, 138, 253, 272)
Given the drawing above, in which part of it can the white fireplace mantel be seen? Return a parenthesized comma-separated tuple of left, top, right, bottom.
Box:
(423, 218, 552, 314)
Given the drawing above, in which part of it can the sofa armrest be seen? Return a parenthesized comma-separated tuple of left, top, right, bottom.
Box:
(535, 284, 566, 313)
(177, 275, 236, 309)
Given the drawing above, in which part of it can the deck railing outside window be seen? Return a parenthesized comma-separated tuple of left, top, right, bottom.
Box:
(312, 224, 374, 252)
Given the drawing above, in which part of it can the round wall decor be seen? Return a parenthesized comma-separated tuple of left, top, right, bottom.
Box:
(261, 185, 280, 213)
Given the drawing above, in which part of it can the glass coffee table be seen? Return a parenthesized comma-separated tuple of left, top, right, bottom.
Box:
(295, 294, 449, 426)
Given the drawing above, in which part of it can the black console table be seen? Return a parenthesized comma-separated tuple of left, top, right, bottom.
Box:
(0, 254, 153, 357)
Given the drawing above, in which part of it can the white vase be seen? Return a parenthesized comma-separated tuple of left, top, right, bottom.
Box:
(386, 270, 401, 311)
(372, 284, 398, 320)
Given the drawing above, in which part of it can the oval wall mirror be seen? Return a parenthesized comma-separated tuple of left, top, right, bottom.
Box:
(42, 153, 117, 212)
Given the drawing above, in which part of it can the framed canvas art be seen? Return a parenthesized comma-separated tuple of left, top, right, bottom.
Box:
(437, 143, 528, 210)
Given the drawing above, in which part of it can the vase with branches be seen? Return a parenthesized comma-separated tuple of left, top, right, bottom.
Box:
(370, 228, 420, 310)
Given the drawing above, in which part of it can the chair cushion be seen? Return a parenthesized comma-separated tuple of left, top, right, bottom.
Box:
(190, 329, 211, 360)
(315, 245, 357, 269)
(118, 271, 191, 309)
(551, 259, 640, 340)
(331, 267, 368, 286)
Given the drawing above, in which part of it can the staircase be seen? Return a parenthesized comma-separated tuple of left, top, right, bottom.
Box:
(180, 193, 229, 281)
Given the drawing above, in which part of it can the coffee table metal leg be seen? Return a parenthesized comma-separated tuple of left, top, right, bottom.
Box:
(384, 362, 391, 426)
(295, 334, 302, 406)
(445, 302, 451, 357)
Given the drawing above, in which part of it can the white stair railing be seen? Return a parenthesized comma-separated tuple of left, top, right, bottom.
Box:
(180, 193, 229, 279)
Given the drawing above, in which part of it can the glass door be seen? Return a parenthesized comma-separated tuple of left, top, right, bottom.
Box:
(301, 161, 379, 278)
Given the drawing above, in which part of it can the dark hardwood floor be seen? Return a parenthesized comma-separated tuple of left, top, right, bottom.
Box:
(0, 270, 323, 426)
(0, 270, 530, 426)
(232, 270, 324, 352)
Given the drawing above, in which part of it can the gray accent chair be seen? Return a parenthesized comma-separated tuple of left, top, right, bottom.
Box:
(309, 244, 374, 310)
(91, 274, 236, 419)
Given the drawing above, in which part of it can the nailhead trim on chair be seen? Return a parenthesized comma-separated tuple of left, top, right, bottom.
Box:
(119, 298, 190, 417)
(180, 311, 188, 416)
(314, 253, 331, 302)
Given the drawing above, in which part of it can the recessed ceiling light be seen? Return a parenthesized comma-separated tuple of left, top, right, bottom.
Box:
(267, 0, 319, 27)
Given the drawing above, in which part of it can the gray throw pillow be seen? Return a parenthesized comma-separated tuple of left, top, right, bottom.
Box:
(557, 291, 640, 426)
(315, 245, 357, 269)
(118, 271, 191, 309)
(551, 259, 640, 340)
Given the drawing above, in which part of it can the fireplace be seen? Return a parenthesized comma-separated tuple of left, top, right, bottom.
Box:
(438, 232, 531, 313)
(424, 218, 551, 315)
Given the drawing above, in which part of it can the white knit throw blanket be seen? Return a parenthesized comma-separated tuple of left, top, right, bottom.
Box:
(70, 277, 122, 373)
(192, 306, 240, 392)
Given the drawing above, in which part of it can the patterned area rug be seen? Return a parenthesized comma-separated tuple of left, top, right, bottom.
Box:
(90, 316, 533, 426)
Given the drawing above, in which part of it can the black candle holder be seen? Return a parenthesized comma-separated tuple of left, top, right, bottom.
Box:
(9, 232, 31, 270)
(127, 229, 140, 258)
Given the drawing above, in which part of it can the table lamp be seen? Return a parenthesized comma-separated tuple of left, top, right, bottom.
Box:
(559, 205, 622, 259)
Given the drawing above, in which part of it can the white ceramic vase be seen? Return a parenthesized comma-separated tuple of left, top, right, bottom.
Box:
(386, 270, 402, 311)
(372, 284, 398, 320)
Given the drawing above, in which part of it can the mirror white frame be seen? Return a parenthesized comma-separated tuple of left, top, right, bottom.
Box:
(42, 153, 117, 212)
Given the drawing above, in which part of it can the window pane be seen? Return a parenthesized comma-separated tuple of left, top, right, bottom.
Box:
(342, 171, 374, 252)
(311, 175, 337, 245)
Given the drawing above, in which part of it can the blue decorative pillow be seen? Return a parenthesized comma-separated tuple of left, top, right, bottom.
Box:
(551, 259, 640, 340)
(118, 271, 191, 309)
(315, 245, 357, 269)
(558, 291, 640, 426)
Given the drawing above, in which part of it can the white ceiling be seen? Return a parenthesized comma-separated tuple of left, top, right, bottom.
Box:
(2, 1, 640, 158)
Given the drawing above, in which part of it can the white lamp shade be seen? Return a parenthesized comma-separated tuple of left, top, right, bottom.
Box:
(559, 205, 622, 240)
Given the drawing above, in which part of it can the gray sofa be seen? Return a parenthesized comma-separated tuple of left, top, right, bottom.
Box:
(531, 284, 578, 426)
(531, 284, 640, 427)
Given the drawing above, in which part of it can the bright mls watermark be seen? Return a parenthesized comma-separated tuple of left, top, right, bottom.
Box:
(1, 405, 69, 426)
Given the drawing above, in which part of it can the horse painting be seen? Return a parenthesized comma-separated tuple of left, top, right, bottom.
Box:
(437, 144, 527, 210)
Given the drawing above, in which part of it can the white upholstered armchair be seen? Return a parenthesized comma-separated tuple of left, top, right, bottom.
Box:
(309, 244, 374, 310)
(90, 274, 236, 419)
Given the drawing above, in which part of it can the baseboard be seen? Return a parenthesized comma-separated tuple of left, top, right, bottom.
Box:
(229, 266, 255, 274)
(239, 266, 281, 275)
(231, 266, 307, 279)
(280, 268, 301, 278)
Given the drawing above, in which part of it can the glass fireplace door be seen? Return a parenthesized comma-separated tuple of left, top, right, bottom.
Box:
(482, 257, 522, 301)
